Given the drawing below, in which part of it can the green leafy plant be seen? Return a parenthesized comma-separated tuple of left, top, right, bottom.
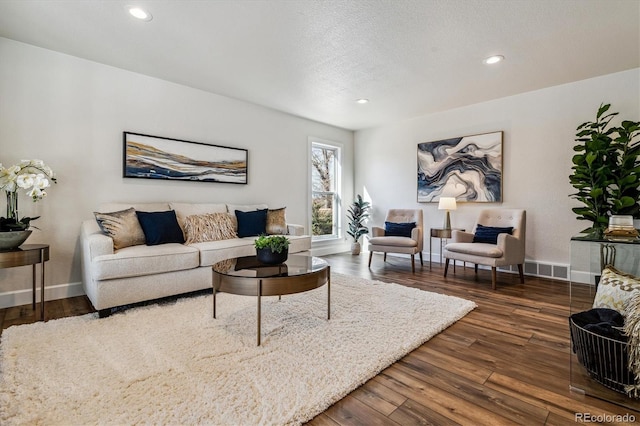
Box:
(570, 103, 640, 233)
(610, 119, 640, 217)
(346, 194, 370, 243)
(254, 235, 290, 253)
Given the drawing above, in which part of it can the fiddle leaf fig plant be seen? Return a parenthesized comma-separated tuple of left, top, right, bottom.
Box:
(347, 194, 370, 243)
(611, 119, 640, 218)
(570, 103, 640, 233)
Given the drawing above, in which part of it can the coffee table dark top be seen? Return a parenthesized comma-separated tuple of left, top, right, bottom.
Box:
(213, 254, 328, 278)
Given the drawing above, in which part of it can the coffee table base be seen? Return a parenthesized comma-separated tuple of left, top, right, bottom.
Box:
(213, 265, 330, 346)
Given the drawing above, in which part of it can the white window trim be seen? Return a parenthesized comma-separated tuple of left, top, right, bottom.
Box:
(308, 137, 343, 243)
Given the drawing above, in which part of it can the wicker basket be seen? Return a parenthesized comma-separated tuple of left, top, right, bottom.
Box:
(570, 316, 637, 395)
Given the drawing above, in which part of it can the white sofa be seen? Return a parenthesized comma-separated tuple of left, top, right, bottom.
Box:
(81, 202, 311, 316)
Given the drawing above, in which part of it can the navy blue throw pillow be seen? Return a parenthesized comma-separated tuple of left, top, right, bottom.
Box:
(384, 222, 416, 237)
(472, 224, 513, 244)
(136, 210, 185, 245)
(235, 209, 268, 238)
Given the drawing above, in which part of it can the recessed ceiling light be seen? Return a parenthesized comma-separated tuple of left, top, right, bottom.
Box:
(483, 55, 504, 65)
(356, 99, 369, 104)
(127, 6, 153, 21)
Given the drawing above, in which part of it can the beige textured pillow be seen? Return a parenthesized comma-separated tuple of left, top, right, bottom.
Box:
(593, 266, 640, 312)
(184, 213, 237, 244)
(94, 207, 145, 250)
(266, 208, 288, 235)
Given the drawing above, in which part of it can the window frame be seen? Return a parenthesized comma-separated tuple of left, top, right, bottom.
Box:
(309, 138, 342, 243)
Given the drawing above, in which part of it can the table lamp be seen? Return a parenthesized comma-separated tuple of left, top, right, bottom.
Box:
(438, 197, 457, 229)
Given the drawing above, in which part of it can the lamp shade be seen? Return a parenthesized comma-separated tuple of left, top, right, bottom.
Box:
(438, 197, 457, 211)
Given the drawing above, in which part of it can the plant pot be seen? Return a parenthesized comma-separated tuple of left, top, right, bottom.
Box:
(0, 230, 32, 251)
(256, 247, 288, 265)
(351, 242, 361, 255)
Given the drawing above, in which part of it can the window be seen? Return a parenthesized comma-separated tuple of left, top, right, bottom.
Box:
(310, 140, 341, 241)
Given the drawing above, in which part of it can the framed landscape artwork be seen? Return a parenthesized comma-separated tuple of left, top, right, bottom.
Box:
(123, 132, 248, 184)
(417, 131, 503, 202)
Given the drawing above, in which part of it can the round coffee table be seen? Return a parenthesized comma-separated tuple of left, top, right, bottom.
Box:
(212, 254, 330, 345)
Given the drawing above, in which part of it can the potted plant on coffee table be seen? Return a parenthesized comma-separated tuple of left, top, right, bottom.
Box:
(254, 235, 290, 264)
(347, 194, 370, 255)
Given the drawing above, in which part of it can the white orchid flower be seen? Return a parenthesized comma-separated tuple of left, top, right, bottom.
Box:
(17, 173, 35, 189)
(3, 180, 17, 192)
(34, 174, 50, 189)
(27, 187, 44, 201)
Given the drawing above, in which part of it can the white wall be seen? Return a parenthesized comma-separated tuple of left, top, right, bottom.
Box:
(0, 38, 353, 306)
(355, 68, 640, 270)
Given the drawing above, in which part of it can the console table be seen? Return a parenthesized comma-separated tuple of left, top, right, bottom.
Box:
(0, 244, 49, 320)
(570, 233, 640, 410)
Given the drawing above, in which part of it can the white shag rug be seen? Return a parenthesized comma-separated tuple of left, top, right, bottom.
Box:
(0, 273, 476, 426)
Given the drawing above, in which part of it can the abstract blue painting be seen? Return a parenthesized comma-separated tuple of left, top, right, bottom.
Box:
(417, 131, 502, 202)
(124, 132, 248, 184)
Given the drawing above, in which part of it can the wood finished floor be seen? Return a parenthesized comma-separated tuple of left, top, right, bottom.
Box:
(2, 252, 640, 425)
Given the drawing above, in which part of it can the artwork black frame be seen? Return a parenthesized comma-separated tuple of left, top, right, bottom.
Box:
(123, 132, 248, 184)
(417, 131, 503, 202)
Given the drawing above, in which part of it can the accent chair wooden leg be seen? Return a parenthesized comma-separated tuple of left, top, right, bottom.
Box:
(474, 264, 478, 274)
(518, 264, 525, 283)
(419, 251, 423, 266)
(411, 254, 415, 273)
(491, 267, 497, 290)
(384, 253, 387, 262)
(368, 251, 373, 267)
(444, 258, 450, 277)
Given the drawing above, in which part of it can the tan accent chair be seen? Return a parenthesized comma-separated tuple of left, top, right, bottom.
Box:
(443, 208, 526, 289)
(368, 209, 423, 273)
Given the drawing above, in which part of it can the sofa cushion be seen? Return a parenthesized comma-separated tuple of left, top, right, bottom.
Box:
(92, 243, 200, 280)
(195, 234, 311, 267)
(472, 224, 513, 244)
(136, 210, 185, 245)
(266, 208, 288, 235)
(227, 204, 268, 213)
(98, 203, 170, 213)
(94, 208, 146, 250)
(169, 202, 227, 231)
(445, 242, 503, 258)
(369, 236, 417, 247)
(184, 213, 237, 244)
(235, 209, 268, 238)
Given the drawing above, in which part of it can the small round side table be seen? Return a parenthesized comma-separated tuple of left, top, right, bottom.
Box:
(429, 228, 464, 270)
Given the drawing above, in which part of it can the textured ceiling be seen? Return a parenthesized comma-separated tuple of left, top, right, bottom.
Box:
(0, 0, 638, 130)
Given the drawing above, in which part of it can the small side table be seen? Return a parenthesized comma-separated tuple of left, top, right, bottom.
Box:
(0, 244, 50, 320)
(430, 228, 464, 270)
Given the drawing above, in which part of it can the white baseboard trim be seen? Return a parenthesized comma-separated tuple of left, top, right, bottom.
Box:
(311, 240, 351, 257)
(0, 281, 85, 310)
(379, 251, 583, 283)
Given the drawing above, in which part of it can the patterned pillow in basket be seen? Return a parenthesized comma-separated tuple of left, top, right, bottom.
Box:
(593, 266, 640, 313)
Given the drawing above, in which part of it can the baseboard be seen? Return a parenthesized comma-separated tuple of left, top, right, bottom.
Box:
(0, 281, 85, 310)
(311, 240, 351, 257)
(383, 251, 587, 283)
